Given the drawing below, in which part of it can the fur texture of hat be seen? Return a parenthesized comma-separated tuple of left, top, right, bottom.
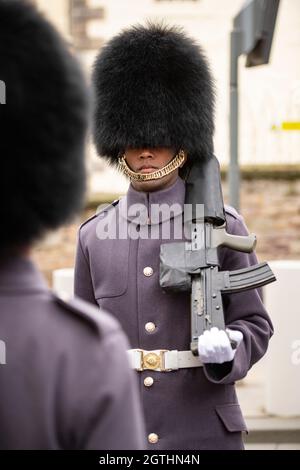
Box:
(92, 22, 216, 167)
(0, 0, 88, 253)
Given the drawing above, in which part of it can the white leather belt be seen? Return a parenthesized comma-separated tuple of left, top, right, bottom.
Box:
(127, 349, 203, 372)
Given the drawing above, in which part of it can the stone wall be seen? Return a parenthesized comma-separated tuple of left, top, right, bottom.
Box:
(233, 179, 300, 262)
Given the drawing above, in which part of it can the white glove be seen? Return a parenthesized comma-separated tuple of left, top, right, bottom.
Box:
(198, 327, 243, 364)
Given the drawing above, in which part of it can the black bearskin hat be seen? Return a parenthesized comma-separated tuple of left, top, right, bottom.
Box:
(92, 22, 215, 167)
(0, 0, 88, 254)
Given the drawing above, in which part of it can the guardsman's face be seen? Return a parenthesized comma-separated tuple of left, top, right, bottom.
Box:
(124, 147, 181, 192)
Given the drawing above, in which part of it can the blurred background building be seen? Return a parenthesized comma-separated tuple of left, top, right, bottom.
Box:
(33, 0, 300, 195)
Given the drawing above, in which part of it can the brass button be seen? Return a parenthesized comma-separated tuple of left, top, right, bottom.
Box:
(143, 266, 153, 277)
(145, 322, 156, 333)
(148, 433, 159, 444)
(144, 377, 154, 387)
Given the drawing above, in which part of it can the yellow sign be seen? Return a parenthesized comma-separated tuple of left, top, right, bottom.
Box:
(272, 122, 300, 131)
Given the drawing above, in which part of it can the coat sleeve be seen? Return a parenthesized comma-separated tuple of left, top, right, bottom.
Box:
(58, 313, 147, 450)
(78, 330, 146, 450)
(203, 213, 274, 384)
(74, 229, 98, 306)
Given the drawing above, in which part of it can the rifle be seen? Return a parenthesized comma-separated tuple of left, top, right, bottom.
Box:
(159, 155, 276, 355)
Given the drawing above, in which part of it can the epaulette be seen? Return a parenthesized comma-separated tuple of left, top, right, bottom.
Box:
(79, 213, 98, 230)
(80, 198, 120, 229)
(224, 204, 241, 220)
(53, 294, 119, 337)
(96, 198, 120, 219)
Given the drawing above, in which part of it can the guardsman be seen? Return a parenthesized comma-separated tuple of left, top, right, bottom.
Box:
(74, 23, 273, 450)
(0, 0, 145, 450)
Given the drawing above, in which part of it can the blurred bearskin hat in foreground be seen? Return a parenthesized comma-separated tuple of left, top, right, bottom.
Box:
(0, 0, 89, 255)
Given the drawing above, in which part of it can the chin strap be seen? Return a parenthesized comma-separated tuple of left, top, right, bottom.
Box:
(118, 149, 185, 182)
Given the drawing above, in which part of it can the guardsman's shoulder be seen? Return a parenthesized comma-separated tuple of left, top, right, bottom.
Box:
(224, 204, 242, 221)
(79, 199, 120, 231)
(79, 213, 98, 230)
(53, 294, 120, 338)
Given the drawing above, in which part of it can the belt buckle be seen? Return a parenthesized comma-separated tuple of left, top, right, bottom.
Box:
(140, 349, 169, 371)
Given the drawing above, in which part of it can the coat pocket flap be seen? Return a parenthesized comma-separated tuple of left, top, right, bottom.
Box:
(92, 239, 130, 299)
(215, 404, 248, 433)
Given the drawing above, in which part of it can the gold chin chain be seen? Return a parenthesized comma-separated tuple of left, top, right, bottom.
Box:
(118, 149, 185, 182)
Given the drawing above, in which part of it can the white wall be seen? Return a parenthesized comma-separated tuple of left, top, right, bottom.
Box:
(35, 0, 70, 38)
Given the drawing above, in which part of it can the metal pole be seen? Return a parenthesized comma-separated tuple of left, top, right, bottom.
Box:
(229, 29, 241, 211)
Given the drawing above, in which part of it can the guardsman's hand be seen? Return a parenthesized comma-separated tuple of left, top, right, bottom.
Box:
(198, 327, 243, 364)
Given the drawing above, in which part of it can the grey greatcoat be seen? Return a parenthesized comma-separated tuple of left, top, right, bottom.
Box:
(74, 176, 273, 450)
(0, 256, 146, 449)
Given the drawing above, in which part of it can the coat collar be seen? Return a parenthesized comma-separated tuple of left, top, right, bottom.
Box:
(119, 177, 186, 225)
(0, 255, 48, 294)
